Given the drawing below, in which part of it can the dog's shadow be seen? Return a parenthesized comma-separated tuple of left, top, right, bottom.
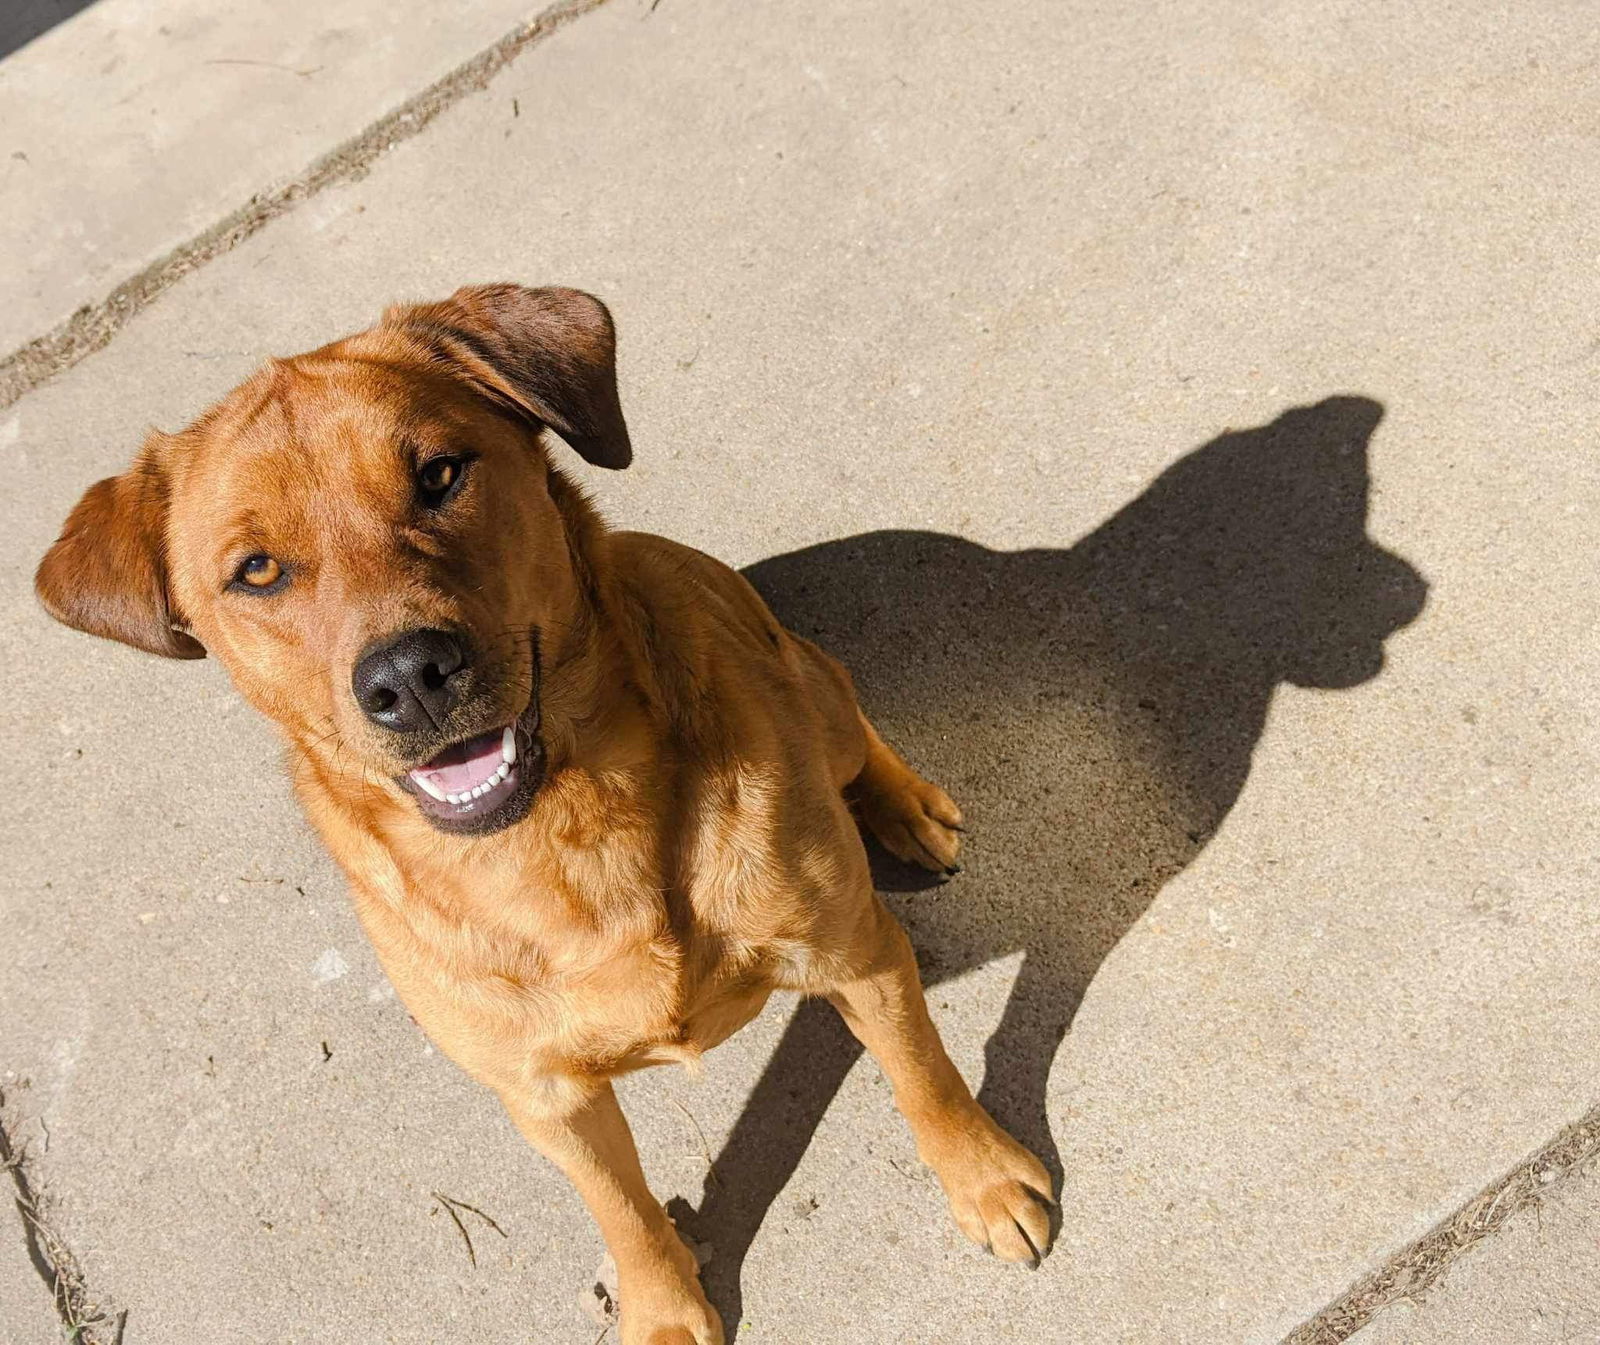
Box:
(675, 396, 1426, 1327)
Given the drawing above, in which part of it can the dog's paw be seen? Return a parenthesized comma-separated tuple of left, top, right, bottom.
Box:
(637, 1330, 720, 1345)
(924, 1116, 1055, 1267)
(618, 1283, 724, 1345)
(860, 775, 964, 875)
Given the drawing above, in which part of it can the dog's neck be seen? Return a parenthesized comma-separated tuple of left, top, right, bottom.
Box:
(537, 465, 672, 769)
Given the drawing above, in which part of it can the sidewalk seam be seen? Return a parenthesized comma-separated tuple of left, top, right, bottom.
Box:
(0, 0, 615, 411)
(1282, 1099, 1600, 1343)
(1, 1088, 124, 1345)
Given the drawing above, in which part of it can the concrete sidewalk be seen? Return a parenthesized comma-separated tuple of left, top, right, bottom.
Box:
(3, 1, 1599, 1342)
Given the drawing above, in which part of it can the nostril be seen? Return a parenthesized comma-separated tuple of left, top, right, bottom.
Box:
(353, 628, 467, 730)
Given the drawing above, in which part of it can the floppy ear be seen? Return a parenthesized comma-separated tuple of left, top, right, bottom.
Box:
(35, 450, 206, 660)
(388, 284, 632, 469)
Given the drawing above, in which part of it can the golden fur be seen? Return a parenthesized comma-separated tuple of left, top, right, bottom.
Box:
(37, 285, 1053, 1343)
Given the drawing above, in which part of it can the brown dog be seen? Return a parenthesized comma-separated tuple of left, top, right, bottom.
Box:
(36, 285, 1053, 1343)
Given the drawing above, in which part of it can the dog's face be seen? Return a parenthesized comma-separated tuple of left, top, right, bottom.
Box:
(36, 285, 631, 836)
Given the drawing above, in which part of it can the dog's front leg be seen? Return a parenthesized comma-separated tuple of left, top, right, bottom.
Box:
(500, 1079, 722, 1345)
(824, 896, 1057, 1267)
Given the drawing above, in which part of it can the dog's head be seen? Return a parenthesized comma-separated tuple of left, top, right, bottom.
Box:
(36, 284, 630, 836)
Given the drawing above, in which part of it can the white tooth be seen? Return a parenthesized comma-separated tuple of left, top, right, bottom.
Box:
(502, 726, 517, 765)
(445, 793, 461, 805)
(412, 773, 447, 803)
(493, 763, 508, 782)
(470, 784, 485, 798)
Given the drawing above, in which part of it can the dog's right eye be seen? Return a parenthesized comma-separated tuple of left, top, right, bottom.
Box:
(416, 455, 470, 509)
(230, 554, 287, 594)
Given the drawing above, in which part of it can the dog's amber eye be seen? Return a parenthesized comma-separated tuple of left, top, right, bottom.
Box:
(417, 455, 468, 506)
(234, 554, 284, 591)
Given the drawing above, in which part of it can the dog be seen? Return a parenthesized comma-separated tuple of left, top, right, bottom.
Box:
(36, 285, 1053, 1344)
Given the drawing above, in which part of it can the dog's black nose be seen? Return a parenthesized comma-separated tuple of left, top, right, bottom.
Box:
(353, 628, 467, 733)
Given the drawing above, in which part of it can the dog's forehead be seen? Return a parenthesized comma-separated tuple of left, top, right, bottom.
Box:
(165, 352, 492, 573)
(188, 352, 474, 499)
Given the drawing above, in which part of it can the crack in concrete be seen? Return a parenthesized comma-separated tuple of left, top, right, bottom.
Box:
(0, 1088, 124, 1344)
(1283, 1100, 1600, 1343)
(0, 0, 615, 410)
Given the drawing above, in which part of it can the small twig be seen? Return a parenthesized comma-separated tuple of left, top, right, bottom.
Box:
(435, 1196, 477, 1268)
(888, 1155, 927, 1183)
(204, 58, 323, 78)
(667, 1097, 719, 1189)
(431, 1190, 509, 1269)
(438, 1192, 508, 1239)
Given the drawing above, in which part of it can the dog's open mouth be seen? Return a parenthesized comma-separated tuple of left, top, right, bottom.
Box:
(410, 724, 520, 808)
(400, 720, 544, 833)
(396, 632, 545, 835)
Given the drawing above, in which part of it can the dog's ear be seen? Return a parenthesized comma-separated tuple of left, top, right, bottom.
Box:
(35, 445, 206, 660)
(388, 284, 632, 470)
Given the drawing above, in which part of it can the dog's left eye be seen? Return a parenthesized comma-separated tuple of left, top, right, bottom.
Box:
(417, 455, 470, 508)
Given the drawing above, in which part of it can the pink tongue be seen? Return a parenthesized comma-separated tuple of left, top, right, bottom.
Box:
(410, 729, 504, 795)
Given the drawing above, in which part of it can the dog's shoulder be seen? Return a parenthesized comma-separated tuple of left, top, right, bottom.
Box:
(609, 530, 785, 657)
(607, 531, 863, 786)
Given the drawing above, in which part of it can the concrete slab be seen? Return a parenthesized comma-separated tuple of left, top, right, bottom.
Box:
(1349, 1164, 1600, 1344)
(0, 0, 594, 358)
(2, 0, 1598, 1343)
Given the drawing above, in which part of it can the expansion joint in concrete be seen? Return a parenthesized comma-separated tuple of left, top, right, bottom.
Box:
(0, 0, 615, 411)
(1, 1089, 124, 1345)
(1284, 1100, 1600, 1343)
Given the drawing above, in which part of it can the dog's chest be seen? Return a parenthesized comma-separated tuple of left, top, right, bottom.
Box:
(375, 864, 791, 1086)
(530, 901, 787, 1077)
(350, 761, 839, 1088)
(537, 776, 821, 1059)
(506, 907, 803, 1084)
